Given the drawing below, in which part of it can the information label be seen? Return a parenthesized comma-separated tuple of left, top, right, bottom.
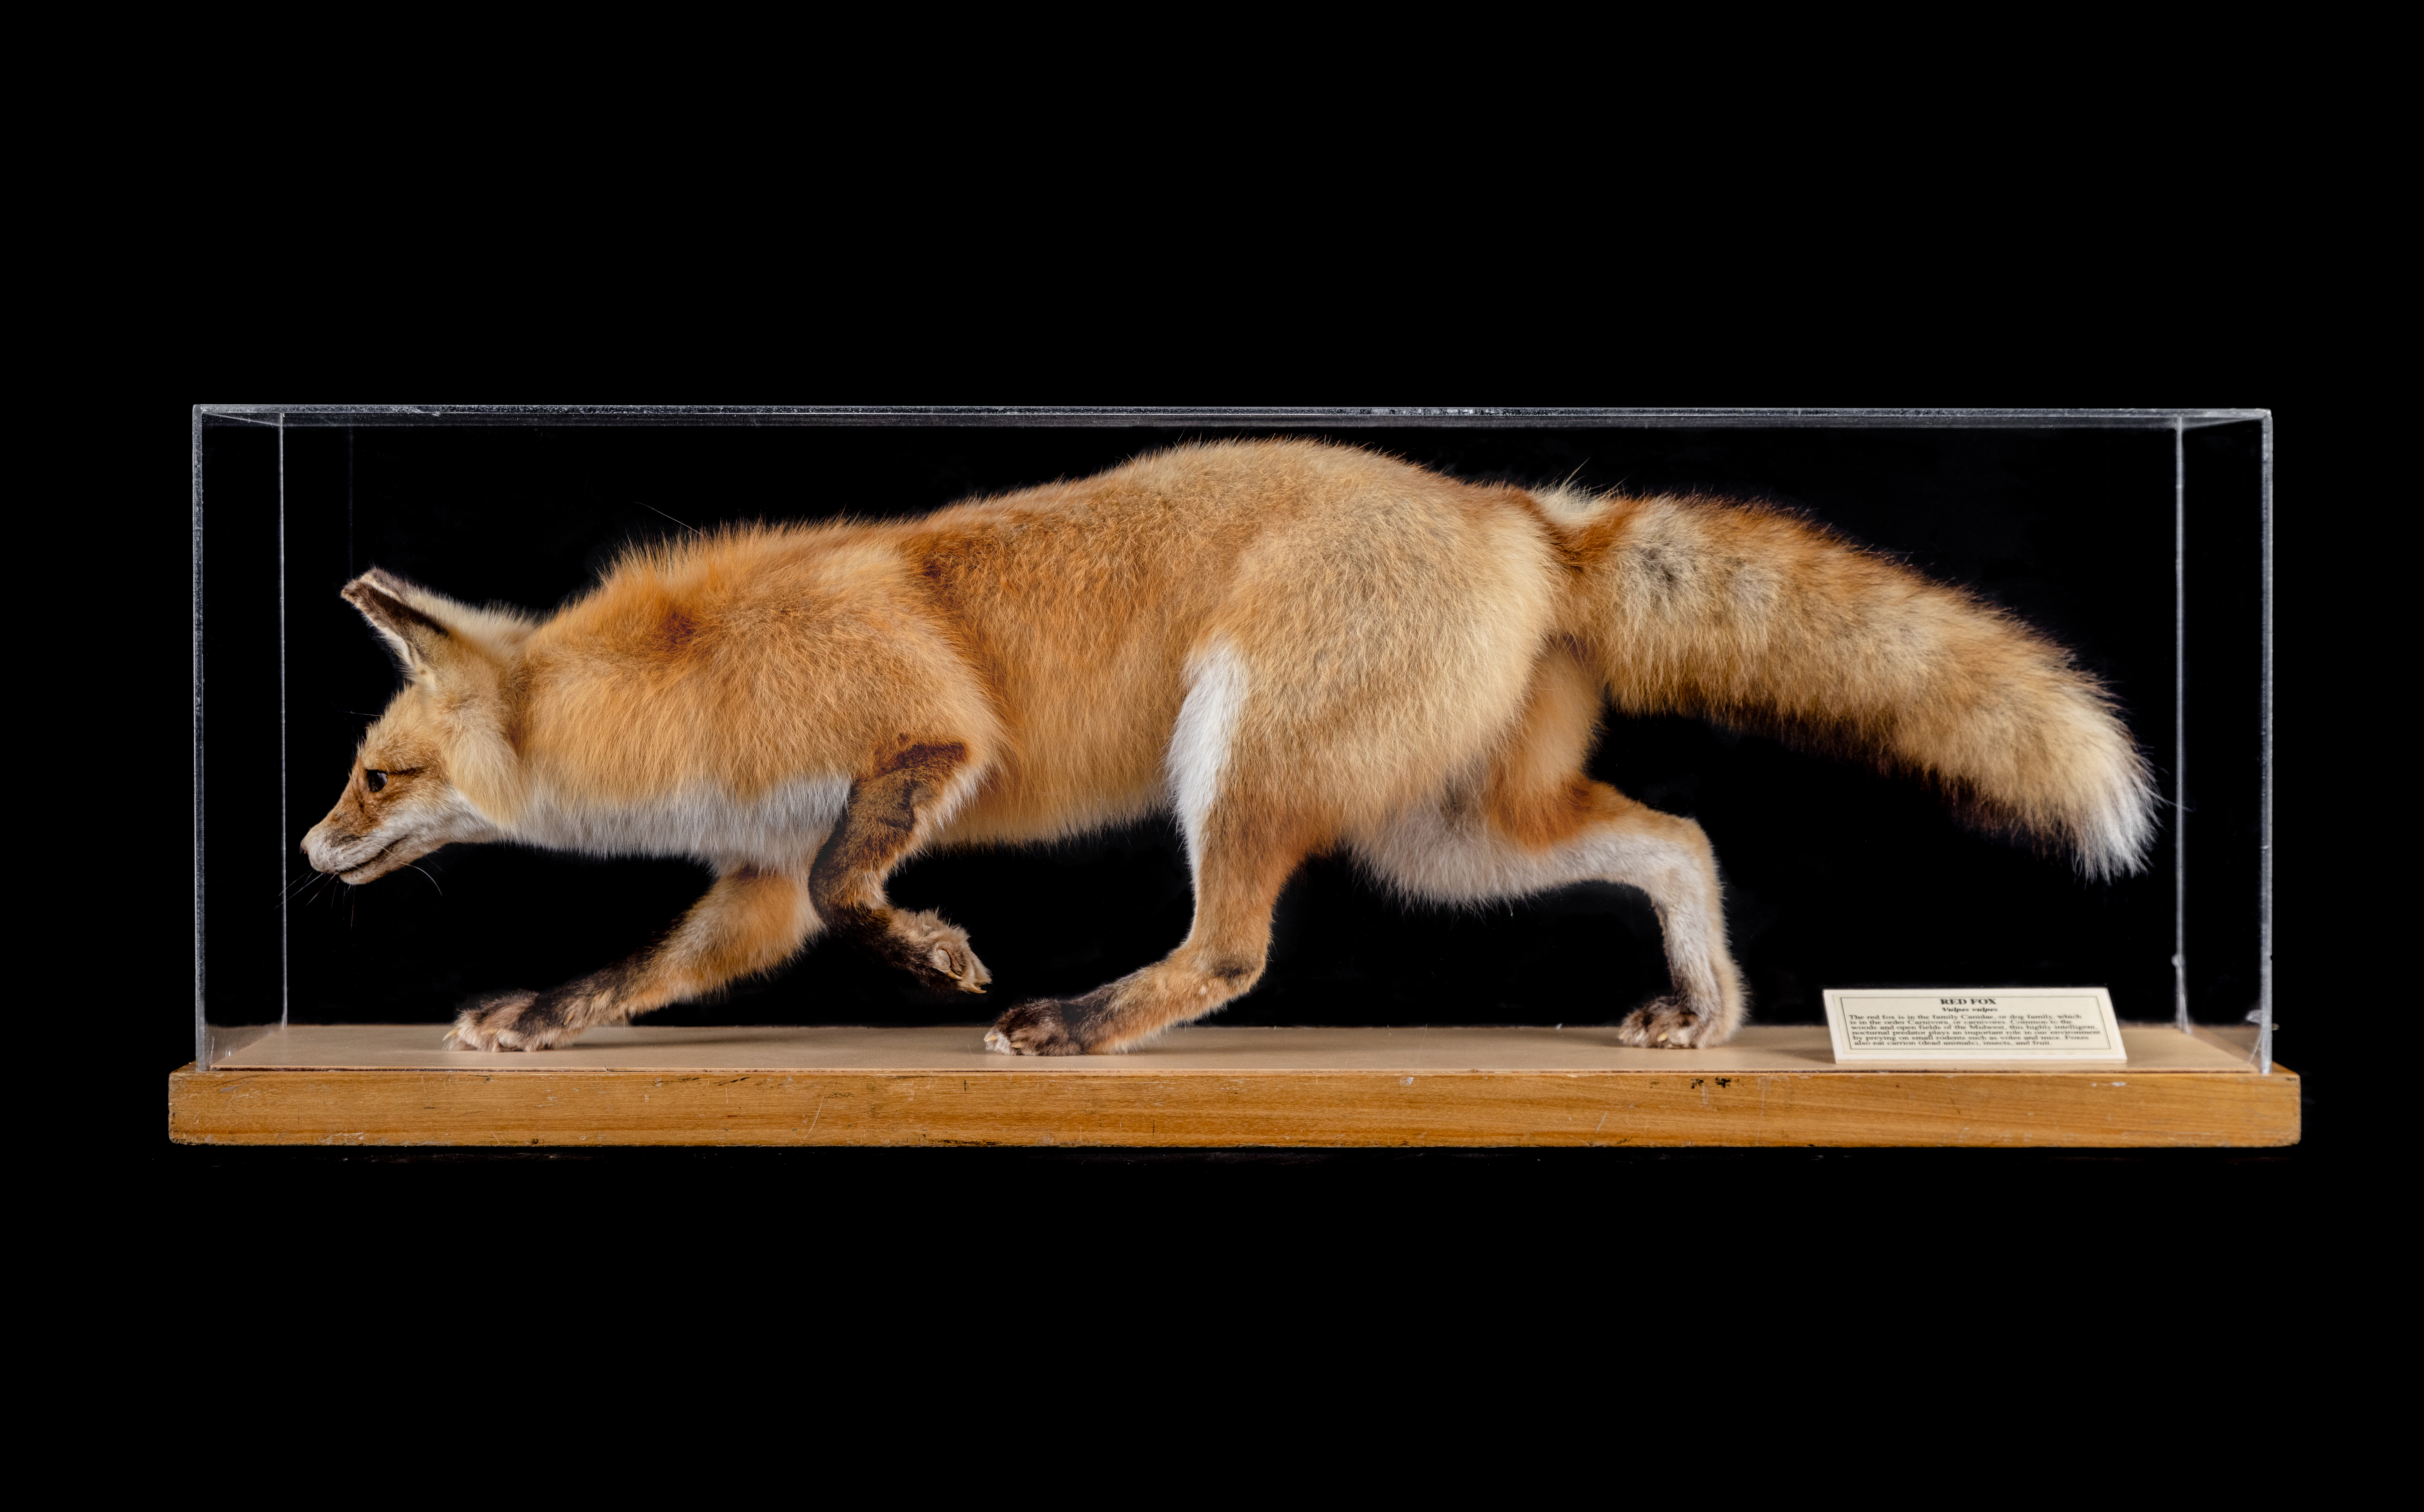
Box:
(1821, 987, 2125, 1062)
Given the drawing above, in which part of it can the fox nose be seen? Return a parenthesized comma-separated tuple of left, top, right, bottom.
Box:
(301, 825, 357, 867)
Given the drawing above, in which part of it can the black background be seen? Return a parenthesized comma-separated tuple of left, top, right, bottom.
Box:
(148, 394, 2360, 1370)
(111, 49, 2383, 1409)
(202, 417, 2264, 1043)
(133, 383, 2366, 1434)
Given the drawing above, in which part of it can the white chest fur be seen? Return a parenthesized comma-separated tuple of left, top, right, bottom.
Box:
(506, 773, 853, 868)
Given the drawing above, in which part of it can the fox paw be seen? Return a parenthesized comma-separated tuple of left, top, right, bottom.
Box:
(1617, 997, 1729, 1049)
(984, 997, 1096, 1056)
(892, 910, 992, 994)
(446, 990, 572, 1052)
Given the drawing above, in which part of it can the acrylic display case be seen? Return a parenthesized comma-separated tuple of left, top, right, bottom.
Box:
(177, 407, 2288, 1146)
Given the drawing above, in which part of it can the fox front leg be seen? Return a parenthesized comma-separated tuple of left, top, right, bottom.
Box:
(448, 865, 818, 1051)
(807, 740, 992, 995)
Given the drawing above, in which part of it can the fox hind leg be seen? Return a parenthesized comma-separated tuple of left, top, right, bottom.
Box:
(1351, 777, 1747, 1048)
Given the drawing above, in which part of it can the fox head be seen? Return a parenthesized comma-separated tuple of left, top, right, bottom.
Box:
(302, 569, 529, 884)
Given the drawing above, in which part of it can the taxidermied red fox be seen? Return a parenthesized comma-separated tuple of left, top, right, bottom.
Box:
(303, 440, 2154, 1054)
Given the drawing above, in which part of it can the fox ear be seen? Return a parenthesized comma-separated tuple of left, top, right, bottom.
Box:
(342, 571, 454, 677)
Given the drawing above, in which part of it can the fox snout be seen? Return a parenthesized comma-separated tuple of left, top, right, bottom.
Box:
(303, 763, 497, 883)
(303, 826, 359, 860)
(302, 818, 386, 881)
(303, 814, 437, 884)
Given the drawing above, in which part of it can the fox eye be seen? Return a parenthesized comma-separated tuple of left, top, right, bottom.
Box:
(365, 770, 388, 792)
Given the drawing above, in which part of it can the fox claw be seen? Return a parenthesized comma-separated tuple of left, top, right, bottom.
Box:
(1616, 996, 1724, 1049)
(985, 994, 1104, 1055)
(892, 909, 991, 994)
(447, 989, 553, 1052)
(928, 946, 986, 991)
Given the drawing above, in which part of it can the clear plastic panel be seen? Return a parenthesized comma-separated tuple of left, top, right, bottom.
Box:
(192, 408, 2272, 1068)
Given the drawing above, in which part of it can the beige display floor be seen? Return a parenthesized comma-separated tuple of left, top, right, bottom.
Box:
(170, 1023, 2292, 1148)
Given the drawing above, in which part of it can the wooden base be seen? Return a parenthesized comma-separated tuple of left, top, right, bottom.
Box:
(170, 1023, 2295, 1148)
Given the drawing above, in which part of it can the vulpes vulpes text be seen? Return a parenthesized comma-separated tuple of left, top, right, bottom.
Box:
(303, 441, 2154, 1053)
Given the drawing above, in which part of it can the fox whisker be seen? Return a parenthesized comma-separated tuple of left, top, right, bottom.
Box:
(640, 502, 705, 537)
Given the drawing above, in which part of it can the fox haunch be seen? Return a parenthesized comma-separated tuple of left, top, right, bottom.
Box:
(302, 440, 2155, 1054)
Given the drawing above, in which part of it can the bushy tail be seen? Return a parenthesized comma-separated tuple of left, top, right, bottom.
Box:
(1554, 492, 2156, 879)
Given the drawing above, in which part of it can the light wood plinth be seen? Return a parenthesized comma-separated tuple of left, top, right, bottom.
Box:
(169, 1023, 2296, 1148)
